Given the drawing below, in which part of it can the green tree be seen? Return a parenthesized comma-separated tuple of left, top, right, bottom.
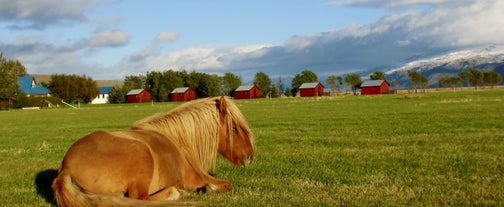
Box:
(123, 74, 146, 90)
(291, 70, 318, 96)
(0, 53, 27, 109)
(344, 73, 362, 95)
(47, 74, 99, 103)
(326, 75, 343, 95)
(483, 71, 502, 88)
(370, 71, 386, 80)
(254, 72, 271, 98)
(284, 87, 292, 97)
(184, 72, 221, 97)
(108, 86, 128, 104)
(461, 68, 484, 90)
(204, 74, 222, 97)
(271, 77, 284, 98)
(222, 73, 242, 96)
(439, 75, 463, 90)
(408, 71, 428, 93)
(148, 70, 185, 101)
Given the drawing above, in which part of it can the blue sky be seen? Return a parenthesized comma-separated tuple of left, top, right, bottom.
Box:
(1, 0, 503, 81)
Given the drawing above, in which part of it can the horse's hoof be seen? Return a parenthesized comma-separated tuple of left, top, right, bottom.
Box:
(196, 186, 207, 194)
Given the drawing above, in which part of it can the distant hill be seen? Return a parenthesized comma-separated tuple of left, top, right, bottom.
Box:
(383, 48, 504, 88)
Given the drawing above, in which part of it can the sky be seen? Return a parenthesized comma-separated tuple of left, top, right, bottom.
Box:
(1, 0, 503, 82)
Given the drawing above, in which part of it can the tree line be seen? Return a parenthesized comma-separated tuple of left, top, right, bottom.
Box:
(1, 52, 502, 108)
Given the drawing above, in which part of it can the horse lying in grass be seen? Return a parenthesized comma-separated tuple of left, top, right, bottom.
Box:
(52, 96, 255, 207)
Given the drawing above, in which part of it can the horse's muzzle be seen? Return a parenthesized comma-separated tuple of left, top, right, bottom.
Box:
(241, 155, 254, 167)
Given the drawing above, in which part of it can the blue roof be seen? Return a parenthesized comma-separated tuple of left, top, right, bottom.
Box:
(99, 86, 113, 94)
(18, 76, 50, 95)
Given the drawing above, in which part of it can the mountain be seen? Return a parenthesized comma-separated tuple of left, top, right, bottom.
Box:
(383, 46, 504, 88)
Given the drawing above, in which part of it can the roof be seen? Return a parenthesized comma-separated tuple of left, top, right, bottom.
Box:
(235, 85, 256, 91)
(18, 76, 50, 95)
(170, 87, 191, 93)
(99, 86, 113, 94)
(299, 82, 323, 89)
(126, 89, 146, 95)
(361, 80, 388, 87)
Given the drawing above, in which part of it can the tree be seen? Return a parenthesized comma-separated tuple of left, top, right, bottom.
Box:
(203, 74, 222, 97)
(483, 71, 502, 88)
(149, 70, 184, 101)
(326, 75, 343, 95)
(123, 74, 147, 90)
(47, 74, 100, 103)
(0, 53, 27, 109)
(370, 71, 386, 80)
(407, 71, 428, 93)
(108, 74, 147, 103)
(271, 77, 284, 98)
(461, 68, 484, 90)
(291, 70, 318, 96)
(222, 73, 242, 96)
(184, 72, 221, 98)
(439, 75, 463, 90)
(344, 73, 362, 95)
(108, 86, 128, 104)
(254, 72, 271, 98)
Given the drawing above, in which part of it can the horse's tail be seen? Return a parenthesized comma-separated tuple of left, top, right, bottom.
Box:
(52, 171, 198, 207)
(52, 171, 92, 207)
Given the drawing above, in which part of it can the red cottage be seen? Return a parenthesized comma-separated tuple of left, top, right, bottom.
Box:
(299, 82, 324, 97)
(361, 80, 390, 95)
(234, 85, 261, 99)
(126, 89, 152, 103)
(170, 87, 196, 102)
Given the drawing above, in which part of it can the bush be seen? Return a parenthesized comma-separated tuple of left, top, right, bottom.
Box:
(12, 96, 62, 109)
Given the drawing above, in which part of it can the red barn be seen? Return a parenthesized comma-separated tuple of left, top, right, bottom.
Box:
(234, 85, 261, 99)
(126, 89, 152, 103)
(299, 82, 324, 97)
(361, 80, 390, 95)
(170, 87, 196, 102)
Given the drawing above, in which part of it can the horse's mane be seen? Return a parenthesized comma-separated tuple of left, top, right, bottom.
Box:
(131, 96, 251, 174)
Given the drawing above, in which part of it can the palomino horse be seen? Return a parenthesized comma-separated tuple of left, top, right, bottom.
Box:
(52, 96, 254, 206)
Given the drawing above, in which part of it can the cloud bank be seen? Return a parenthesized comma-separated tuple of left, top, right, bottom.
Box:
(1, 0, 503, 81)
(122, 0, 504, 80)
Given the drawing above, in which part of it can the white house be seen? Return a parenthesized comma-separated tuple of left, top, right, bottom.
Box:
(91, 86, 113, 104)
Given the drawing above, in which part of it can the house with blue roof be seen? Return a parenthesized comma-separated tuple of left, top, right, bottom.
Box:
(18, 76, 50, 97)
(91, 86, 113, 104)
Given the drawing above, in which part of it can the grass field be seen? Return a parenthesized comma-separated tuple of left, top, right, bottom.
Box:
(1, 90, 503, 206)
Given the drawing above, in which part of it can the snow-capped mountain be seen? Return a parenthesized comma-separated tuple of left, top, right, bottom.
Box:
(384, 46, 504, 87)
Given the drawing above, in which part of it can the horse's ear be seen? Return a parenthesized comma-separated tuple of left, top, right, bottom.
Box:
(217, 96, 227, 114)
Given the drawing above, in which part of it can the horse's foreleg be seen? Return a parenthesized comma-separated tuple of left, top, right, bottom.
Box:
(148, 186, 181, 201)
(203, 176, 233, 193)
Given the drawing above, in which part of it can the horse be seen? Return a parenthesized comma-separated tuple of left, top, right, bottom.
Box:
(52, 96, 254, 207)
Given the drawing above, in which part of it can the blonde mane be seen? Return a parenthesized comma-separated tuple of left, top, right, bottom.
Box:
(131, 96, 252, 174)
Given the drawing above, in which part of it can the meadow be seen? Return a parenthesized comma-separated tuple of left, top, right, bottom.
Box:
(0, 90, 503, 206)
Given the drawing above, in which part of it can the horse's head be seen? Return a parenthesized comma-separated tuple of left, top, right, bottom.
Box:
(216, 97, 255, 167)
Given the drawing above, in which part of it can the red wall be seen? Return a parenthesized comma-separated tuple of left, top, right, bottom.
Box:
(171, 88, 196, 102)
(127, 90, 152, 103)
(361, 82, 389, 95)
(235, 86, 261, 99)
(300, 84, 324, 97)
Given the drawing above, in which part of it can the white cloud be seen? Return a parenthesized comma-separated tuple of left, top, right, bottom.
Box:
(87, 29, 129, 47)
(3, 0, 504, 81)
(0, 0, 112, 29)
(154, 31, 179, 43)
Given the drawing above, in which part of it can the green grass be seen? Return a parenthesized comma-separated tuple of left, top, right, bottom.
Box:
(1, 90, 503, 206)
